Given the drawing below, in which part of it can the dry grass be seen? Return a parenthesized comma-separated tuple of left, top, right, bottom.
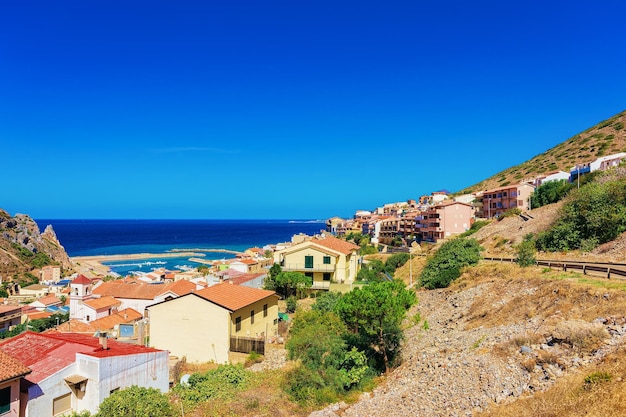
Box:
(457, 263, 626, 330)
(478, 348, 626, 417)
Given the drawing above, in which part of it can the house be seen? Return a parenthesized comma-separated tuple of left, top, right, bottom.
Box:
(40, 266, 61, 283)
(0, 350, 31, 417)
(147, 283, 279, 364)
(0, 305, 22, 333)
(273, 234, 360, 289)
(417, 201, 474, 242)
(532, 170, 570, 187)
(17, 285, 48, 299)
(481, 183, 535, 219)
(28, 295, 61, 312)
(80, 296, 121, 323)
(90, 279, 197, 315)
(570, 152, 626, 183)
(0, 331, 168, 417)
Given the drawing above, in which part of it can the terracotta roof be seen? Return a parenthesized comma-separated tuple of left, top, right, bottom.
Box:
(31, 294, 61, 306)
(54, 319, 97, 334)
(71, 274, 92, 285)
(21, 284, 47, 291)
(0, 305, 22, 315)
(228, 273, 266, 286)
(311, 235, 359, 255)
(0, 331, 162, 383)
(0, 349, 30, 382)
(194, 283, 276, 311)
(83, 296, 121, 311)
(93, 279, 194, 300)
(25, 311, 53, 320)
(89, 308, 142, 331)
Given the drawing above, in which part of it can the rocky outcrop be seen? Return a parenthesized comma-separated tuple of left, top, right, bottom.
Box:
(0, 209, 72, 280)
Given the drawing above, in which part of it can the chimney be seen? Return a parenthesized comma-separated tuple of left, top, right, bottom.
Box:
(99, 332, 108, 350)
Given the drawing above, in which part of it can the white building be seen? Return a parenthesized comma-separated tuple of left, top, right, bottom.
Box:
(0, 331, 168, 417)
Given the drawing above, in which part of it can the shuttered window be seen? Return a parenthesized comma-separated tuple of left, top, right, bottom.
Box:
(53, 393, 71, 416)
(0, 387, 10, 414)
(305, 256, 313, 268)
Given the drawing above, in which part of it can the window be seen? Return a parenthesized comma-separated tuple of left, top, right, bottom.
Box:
(305, 255, 313, 268)
(235, 316, 241, 332)
(323, 273, 331, 281)
(263, 304, 268, 317)
(250, 310, 255, 325)
(0, 387, 10, 414)
(323, 256, 331, 265)
(53, 393, 71, 416)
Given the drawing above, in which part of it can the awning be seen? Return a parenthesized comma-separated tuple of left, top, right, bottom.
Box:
(64, 374, 88, 385)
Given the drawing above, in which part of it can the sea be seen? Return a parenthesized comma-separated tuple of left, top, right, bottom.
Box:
(35, 219, 326, 277)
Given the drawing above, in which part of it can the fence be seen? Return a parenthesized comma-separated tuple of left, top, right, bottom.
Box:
(482, 257, 626, 280)
(230, 336, 265, 355)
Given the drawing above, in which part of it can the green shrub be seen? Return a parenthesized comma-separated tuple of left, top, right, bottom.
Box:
(286, 296, 297, 313)
(419, 238, 483, 289)
(536, 178, 626, 252)
(95, 386, 173, 417)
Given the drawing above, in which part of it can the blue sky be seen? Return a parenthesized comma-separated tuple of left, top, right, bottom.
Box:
(2, 1, 625, 220)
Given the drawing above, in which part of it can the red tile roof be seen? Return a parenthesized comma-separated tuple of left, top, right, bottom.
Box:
(194, 283, 276, 311)
(0, 331, 162, 383)
(0, 305, 22, 315)
(311, 235, 360, 255)
(71, 274, 92, 285)
(89, 308, 143, 331)
(93, 280, 195, 300)
(0, 349, 30, 382)
(83, 296, 121, 311)
(31, 294, 61, 306)
(228, 273, 266, 286)
(54, 319, 96, 334)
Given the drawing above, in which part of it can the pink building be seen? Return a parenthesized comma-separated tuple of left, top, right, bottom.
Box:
(417, 201, 473, 242)
(481, 183, 535, 219)
(0, 350, 31, 417)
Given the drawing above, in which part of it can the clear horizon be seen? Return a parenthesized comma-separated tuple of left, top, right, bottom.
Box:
(3, 1, 625, 220)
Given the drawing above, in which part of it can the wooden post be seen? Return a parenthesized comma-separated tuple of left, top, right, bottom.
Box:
(607, 267, 611, 279)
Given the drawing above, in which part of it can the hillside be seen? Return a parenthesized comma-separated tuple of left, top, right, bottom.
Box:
(458, 110, 626, 194)
(0, 209, 72, 283)
(312, 263, 626, 417)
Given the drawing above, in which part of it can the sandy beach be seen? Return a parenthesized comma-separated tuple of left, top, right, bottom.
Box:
(71, 252, 204, 277)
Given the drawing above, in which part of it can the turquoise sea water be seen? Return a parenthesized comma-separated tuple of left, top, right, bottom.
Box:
(36, 219, 326, 276)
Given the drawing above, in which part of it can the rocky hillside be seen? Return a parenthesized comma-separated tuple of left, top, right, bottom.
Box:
(0, 209, 72, 282)
(458, 110, 626, 194)
(312, 263, 626, 417)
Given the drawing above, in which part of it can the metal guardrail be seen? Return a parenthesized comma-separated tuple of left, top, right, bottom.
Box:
(482, 257, 626, 280)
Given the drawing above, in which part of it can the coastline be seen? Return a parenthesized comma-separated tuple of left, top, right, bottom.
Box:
(71, 251, 205, 277)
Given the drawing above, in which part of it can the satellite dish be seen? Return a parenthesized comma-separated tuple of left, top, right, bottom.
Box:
(180, 374, 191, 386)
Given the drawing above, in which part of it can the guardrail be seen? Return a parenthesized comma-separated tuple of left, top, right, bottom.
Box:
(482, 257, 626, 280)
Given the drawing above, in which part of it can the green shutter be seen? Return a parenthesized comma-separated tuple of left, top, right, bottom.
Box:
(305, 256, 313, 268)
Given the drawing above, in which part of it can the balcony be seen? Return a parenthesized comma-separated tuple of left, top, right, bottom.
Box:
(281, 263, 335, 272)
(311, 281, 331, 290)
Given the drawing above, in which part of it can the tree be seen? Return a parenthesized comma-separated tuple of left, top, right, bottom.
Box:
(335, 280, 417, 373)
(419, 238, 483, 289)
(267, 271, 312, 299)
(530, 179, 574, 209)
(95, 386, 173, 417)
(536, 179, 626, 252)
(312, 291, 343, 313)
(516, 234, 537, 267)
(285, 310, 369, 405)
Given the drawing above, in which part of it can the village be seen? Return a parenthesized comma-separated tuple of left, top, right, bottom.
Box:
(0, 151, 625, 417)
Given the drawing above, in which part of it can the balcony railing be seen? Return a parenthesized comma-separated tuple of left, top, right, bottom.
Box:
(311, 281, 331, 290)
(281, 263, 335, 272)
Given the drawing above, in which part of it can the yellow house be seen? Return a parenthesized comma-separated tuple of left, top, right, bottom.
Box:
(273, 234, 360, 289)
(146, 283, 278, 364)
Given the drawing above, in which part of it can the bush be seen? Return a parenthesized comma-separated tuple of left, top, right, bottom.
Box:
(460, 220, 490, 237)
(174, 365, 250, 408)
(516, 239, 537, 267)
(536, 178, 626, 252)
(286, 296, 297, 313)
(419, 238, 483, 289)
(95, 386, 173, 417)
(530, 179, 575, 209)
